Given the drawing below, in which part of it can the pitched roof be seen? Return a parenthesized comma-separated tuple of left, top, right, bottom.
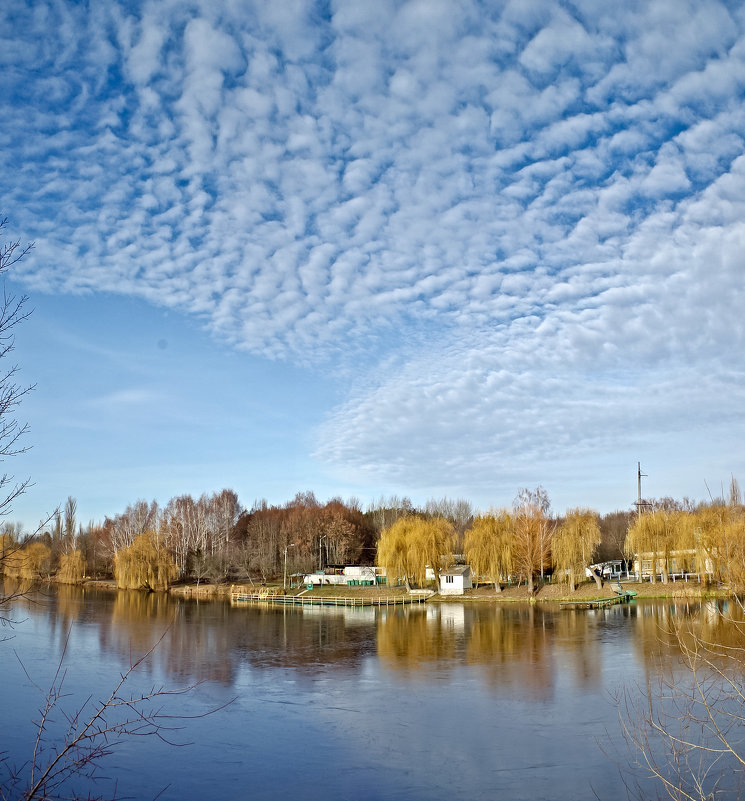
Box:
(440, 565, 471, 576)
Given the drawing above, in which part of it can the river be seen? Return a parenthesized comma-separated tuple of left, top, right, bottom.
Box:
(0, 584, 739, 800)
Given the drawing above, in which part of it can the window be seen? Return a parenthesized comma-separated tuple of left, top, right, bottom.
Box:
(445, 575, 454, 584)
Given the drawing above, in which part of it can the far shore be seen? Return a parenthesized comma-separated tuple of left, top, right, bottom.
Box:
(69, 576, 728, 603)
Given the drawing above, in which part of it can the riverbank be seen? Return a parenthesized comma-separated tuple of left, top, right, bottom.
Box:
(462, 579, 723, 602)
(75, 577, 726, 603)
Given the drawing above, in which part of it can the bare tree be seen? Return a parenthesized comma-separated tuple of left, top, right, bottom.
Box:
(728, 475, 742, 508)
(2, 628, 215, 801)
(620, 607, 745, 801)
(211, 489, 241, 553)
(0, 218, 33, 519)
(62, 496, 77, 553)
(366, 495, 413, 535)
(597, 509, 634, 564)
(108, 500, 160, 555)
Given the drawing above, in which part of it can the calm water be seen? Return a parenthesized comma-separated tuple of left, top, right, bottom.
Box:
(0, 585, 731, 800)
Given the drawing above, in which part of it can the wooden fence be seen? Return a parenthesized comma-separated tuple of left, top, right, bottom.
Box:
(229, 589, 426, 608)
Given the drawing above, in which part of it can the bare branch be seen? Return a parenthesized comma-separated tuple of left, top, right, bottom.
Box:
(4, 622, 231, 801)
(619, 609, 745, 800)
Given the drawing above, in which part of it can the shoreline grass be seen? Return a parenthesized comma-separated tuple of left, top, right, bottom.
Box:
(71, 576, 730, 604)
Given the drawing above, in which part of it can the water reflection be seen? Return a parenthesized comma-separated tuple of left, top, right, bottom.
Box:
(377, 606, 456, 674)
(6, 584, 745, 801)
(375, 603, 628, 699)
(7, 584, 745, 692)
(627, 598, 745, 674)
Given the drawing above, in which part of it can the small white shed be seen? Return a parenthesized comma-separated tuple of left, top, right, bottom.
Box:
(439, 565, 473, 595)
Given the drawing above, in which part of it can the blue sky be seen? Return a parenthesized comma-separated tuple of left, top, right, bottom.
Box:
(2, 0, 745, 529)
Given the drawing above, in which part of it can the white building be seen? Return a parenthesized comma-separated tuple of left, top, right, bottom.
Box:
(631, 550, 713, 581)
(438, 565, 473, 595)
(302, 565, 378, 586)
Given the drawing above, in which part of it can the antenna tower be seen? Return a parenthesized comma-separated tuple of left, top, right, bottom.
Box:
(636, 461, 648, 516)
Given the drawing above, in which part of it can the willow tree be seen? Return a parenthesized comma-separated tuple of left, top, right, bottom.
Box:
(413, 516, 455, 591)
(3, 541, 51, 580)
(463, 510, 512, 593)
(376, 515, 454, 591)
(625, 512, 658, 582)
(57, 550, 86, 585)
(0, 531, 14, 572)
(694, 504, 745, 592)
(720, 512, 745, 594)
(114, 530, 178, 591)
(625, 509, 679, 583)
(512, 487, 554, 594)
(552, 508, 601, 592)
(692, 505, 726, 583)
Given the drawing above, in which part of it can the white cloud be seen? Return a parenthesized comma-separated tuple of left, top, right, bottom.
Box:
(87, 389, 164, 410)
(4, 0, 745, 509)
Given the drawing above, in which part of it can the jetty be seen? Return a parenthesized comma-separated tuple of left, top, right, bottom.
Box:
(230, 588, 426, 608)
(560, 591, 636, 610)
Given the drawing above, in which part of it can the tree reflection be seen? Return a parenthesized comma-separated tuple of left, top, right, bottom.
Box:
(627, 600, 733, 669)
(12, 584, 745, 706)
(620, 600, 745, 800)
(465, 605, 555, 700)
(375, 603, 558, 699)
(551, 609, 604, 689)
(230, 605, 377, 676)
(377, 606, 458, 674)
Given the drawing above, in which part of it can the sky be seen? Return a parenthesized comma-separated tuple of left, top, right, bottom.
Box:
(1, 0, 745, 530)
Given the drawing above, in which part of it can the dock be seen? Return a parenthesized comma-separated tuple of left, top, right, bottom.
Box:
(230, 589, 426, 608)
(560, 595, 630, 610)
(560, 596, 619, 610)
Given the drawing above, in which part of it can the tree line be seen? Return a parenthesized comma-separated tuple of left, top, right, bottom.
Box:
(1, 490, 415, 589)
(378, 486, 601, 594)
(2, 480, 743, 594)
(625, 483, 745, 591)
(377, 481, 745, 595)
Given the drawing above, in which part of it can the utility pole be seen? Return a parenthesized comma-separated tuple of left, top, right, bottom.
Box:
(319, 534, 327, 571)
(283, 543, 295, 592)
(636, 461, 647, 516)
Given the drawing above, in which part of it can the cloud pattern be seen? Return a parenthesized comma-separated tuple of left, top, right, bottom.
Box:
(2, 0, 745, 506)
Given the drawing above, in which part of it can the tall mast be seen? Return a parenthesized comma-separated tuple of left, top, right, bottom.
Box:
(636, 461, 647, 516)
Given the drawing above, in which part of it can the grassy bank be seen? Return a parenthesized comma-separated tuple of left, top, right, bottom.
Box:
(172, 578, 727, 603)
(77, 577, 727, 604)
(459, 579, 725, 603)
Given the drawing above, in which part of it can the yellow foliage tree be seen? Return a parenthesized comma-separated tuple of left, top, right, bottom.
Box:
(721, 512, 745, 594)
(376, 517, 411, 589)
(463, 511, 512, 593)
(689, 505, 745, 592)
(625, 510, 683, 583)
(552, 508, 601, 592)
(512, 487, 554, 594)
(0, 532, 15, 573)
(3, 541, 52, 580)
(57, 550, 86, 585)
(692, 505, 727, 582)
(114, 530, 179, 591)
(376, 516, 454, 591)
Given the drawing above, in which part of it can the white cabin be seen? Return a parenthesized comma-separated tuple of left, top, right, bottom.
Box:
(439, 565, 473, 595)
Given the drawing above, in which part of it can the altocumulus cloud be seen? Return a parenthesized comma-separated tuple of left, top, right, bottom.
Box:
(2, 0, 745, 507)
